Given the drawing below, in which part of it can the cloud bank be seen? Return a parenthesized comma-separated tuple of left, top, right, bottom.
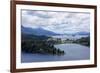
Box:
(21, 10, 90, 34)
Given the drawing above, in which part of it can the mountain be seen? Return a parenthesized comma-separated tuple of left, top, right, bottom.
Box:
(21, 33, 50, 41)
(76, 32, 90, 35)
(21, 25, 59, 36)
(21, 25, 90, 36)
(64, 32, 90, 35)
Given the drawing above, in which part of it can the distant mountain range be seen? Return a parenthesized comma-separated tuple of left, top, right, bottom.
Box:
(21, 25, 59, 36)
(75, 32, 90, 35)
(21, 25, 90, 36)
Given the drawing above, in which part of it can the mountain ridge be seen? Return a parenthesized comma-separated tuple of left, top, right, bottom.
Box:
(21, 25, 90, 36)
(21, 25, 59, 36)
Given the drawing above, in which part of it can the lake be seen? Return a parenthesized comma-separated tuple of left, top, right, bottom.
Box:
(21, 44, 90, 63)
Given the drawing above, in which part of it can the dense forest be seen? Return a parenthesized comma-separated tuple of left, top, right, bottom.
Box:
(73, 36, 90, 47)
(21, 32, 90, 56)
(21, 33, 65, 55)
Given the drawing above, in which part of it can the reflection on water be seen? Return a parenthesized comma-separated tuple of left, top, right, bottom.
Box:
(21, 44, 90, 63)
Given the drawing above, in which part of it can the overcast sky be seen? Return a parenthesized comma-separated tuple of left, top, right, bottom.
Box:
(21, 10, 90, 34)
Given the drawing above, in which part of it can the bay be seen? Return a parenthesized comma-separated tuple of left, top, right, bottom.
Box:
(21, 43, 90, 63)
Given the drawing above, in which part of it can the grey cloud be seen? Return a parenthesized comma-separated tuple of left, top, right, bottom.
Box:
(21, 10, 90, 34)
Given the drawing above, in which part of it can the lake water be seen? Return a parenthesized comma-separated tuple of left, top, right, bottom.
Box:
(21, 44, 90, 63)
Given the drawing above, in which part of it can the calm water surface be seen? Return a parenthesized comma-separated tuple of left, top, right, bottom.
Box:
(21, 44, 90, 63)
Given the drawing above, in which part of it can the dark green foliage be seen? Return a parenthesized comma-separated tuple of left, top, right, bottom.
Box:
(74, 36, 90, 47)
(21, 33, 65, 55)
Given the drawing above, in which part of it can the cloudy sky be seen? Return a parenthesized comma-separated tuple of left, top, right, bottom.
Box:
(21, 10, 90, 34)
